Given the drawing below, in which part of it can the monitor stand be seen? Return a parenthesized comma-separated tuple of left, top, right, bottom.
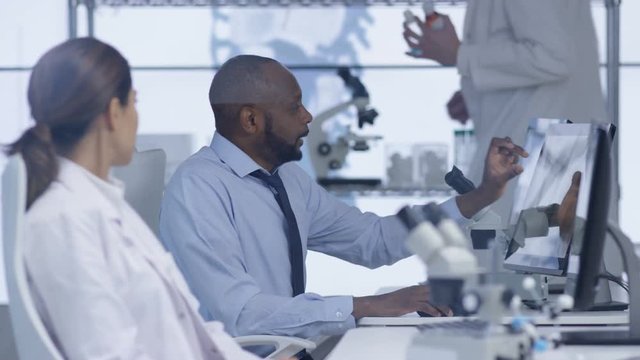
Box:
(561, 223, 640, 345)
(524, 260, 628, 312)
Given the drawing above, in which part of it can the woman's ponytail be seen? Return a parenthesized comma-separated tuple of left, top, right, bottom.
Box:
(8, 123, 58, 209)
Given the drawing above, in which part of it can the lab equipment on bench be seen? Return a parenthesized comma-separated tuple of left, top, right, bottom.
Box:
(307, 67, 382, 188)
(385, 143, 449, 191)
(397, 205, 542, 360)
(444, 164, 549, 303)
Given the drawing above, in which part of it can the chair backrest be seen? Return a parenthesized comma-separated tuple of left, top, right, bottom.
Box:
(2, 154, 63, 360)
(112, 149, 167, 236)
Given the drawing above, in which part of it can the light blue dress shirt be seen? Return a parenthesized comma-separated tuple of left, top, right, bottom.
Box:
(159, 132, 466, 338)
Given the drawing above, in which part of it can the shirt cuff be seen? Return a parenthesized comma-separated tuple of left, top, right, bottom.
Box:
(439, 197, 472, 228)
(456, 43, 474, 77)
(321, 296, 356, 335)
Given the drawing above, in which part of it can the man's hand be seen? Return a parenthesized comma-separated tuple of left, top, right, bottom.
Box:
(352, 285, 452, 319)
(480, 137, 528, 201)
(446, 90, 469, 124)
(456, 137, 528, 218)
(402, 15, 460, 66)
(556, 171, 581, 242)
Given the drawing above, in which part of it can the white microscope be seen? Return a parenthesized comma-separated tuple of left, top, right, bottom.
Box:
(306, 67, 382, 187)
(397, 204, 538, 360)
(445, 165, 550, 303)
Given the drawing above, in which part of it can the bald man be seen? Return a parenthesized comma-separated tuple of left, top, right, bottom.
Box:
(159, 55, 527, 339)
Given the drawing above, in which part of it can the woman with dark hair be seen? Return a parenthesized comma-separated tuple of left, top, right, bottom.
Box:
(8, 38, 259, 360)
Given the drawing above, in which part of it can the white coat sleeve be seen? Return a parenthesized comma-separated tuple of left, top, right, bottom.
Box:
(457, 0, 572, 91)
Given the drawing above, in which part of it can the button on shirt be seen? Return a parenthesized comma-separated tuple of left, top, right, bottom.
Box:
(159, 132, 468, 338)
(25, 159, 258, 360)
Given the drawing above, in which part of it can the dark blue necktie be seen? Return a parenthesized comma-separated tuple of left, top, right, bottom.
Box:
(251, 170, 305, 296)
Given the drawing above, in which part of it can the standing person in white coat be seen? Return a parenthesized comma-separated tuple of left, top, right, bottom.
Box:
(6, 38, 260, 360)
(403, 0, 607, 221)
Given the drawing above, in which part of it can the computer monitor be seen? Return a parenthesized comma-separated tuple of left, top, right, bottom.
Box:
(559, 127, 640, 345)
(566, 126, 611, 310)
(504, 123, 597, 276)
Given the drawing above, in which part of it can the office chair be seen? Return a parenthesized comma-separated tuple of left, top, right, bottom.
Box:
(235, 336, 317, 359)
(112, 149, 167, 236)
(2, 154, 64, 360)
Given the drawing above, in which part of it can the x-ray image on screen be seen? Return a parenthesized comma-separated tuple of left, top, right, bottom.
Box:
(510, 118, 565, 225)
(504, 124, 596, 275)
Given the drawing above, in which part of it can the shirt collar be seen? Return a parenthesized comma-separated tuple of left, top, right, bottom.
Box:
(210, 131, 271, 178)
(56, 157, 127, 218)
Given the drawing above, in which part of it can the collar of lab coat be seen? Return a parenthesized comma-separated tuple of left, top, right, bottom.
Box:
(55, 157, 127, 222)
(56, 158, 184, 289)
(53, 158, 219, 350)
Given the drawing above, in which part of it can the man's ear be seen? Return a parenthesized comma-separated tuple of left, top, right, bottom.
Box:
(239, 105, 262, 135)
(103, 97, 122, 131)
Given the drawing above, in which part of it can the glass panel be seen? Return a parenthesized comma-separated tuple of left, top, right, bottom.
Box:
(0, 0, 67, 67)
(591, 3, 607, 65)
(132, 70, 216, 141)
(297, 67, 460, 180)
(1, 0, 634, 301)
(129, 67, 461, 181)
(0, 73, 32, 146)
(619, 68, 640, 243)
(0, 72, 32, 303)
(96, 7, 216, 66)
(593, 1, 640, 64)
(95, 4, 466, 66)
(620, 0, 640, 63)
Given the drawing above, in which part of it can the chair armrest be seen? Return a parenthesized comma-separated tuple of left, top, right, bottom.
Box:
(235, 335, 316, 359)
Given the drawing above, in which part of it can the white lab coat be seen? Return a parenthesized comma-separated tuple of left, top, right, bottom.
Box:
(457, 0, 607, 220)
(24, 158, 259, 360)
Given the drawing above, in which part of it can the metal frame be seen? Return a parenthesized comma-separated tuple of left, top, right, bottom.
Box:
(606, 0, 621, 220)
(68, 0, 96, 37)
(82, 0, 464, 6)
(608, 223, 640, 338)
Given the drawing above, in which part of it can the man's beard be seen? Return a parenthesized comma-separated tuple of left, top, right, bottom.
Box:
(264, 112, 303, 166)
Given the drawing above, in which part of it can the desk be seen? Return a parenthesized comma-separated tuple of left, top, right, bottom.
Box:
(358, 310, 629, 327)
(325, 325, 640, 360)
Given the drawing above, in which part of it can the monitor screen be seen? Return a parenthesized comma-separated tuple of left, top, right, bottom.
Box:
(510, 118, 566, 225)
(504, 123, 598, 276)
(566, 127, 612, 310)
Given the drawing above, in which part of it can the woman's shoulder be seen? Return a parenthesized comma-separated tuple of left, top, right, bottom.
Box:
(26, 179, 107, 233)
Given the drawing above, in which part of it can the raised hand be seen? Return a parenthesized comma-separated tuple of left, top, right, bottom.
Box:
(402, 14, 460, 66)
(479, 137, 529, 202)
(456, 137, 529, 218)
(556, 171, 581, 242)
